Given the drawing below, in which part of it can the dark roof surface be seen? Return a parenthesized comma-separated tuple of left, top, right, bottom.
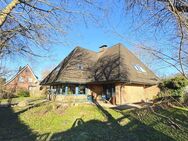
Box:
(41, 43, 159, 85)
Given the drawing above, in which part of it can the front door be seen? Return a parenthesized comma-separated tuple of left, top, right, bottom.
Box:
(103, 84, 115, 104)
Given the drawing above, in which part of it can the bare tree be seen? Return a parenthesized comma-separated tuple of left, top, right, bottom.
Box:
(124, 0, 188, 78)
(0, 0, 108, 79)
(0, 0, 105, 59)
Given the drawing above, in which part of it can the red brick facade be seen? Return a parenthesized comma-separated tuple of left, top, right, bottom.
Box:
(5, 65, 38, 92)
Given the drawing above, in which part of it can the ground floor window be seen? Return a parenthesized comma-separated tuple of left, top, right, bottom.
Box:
(60, 85, 66, 94)
(50, 84, 87, 95)
(67, 85, 76, 94)
(78, 85, 86, 94)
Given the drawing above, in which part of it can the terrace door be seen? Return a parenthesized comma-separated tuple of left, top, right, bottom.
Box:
(103, 84, 115, 104)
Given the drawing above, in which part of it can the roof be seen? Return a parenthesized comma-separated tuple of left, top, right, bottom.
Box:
(41, 43, 159, 85)
(5, 64, 38, 85)
(40, 47, 97, 85)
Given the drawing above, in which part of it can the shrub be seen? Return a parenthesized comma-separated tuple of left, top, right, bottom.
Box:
(17, 89, 30, 97)
(158, 76, 188, 98)
(159, 76, 188, 90)
(0, 89, 15, 99)
(183, 87, 188, 105)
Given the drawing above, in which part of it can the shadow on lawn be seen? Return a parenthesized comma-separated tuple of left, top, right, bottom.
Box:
(50, 102, 176, 141)
(0, 107, 50, 141)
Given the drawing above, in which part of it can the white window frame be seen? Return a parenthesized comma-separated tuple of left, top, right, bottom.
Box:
(134, 64, 146, 73)
(18, 76, 24, 83)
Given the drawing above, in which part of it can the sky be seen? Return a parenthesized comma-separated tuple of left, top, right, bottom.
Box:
(4, 1, 179, 80)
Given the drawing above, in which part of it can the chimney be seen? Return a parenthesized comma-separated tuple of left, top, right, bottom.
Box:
(98, 45, 108, 58)
(99, 45, 108, 52)
(19, 66, 22, 72)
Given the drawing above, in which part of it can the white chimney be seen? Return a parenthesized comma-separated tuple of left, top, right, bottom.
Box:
(98, 45, 108, 58)
(99, 45, 108, 52)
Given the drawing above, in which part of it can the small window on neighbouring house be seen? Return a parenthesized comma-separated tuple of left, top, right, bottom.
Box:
(25, 69, 30, 74)
(134, 64, 146, 73)
(28, 78, 32, 83)
(77, 63, 84, 70)
(18, 76, 24, 83)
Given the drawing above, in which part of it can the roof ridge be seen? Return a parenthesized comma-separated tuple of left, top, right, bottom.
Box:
(40, 47, 79, 84)
(41, 43, 159, 85)
(75, 46, 97, 54)
(54, 47, 80, 82)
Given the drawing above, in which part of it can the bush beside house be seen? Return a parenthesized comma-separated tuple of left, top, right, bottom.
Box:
(184, 86, 188, 105)
(158, 75, 188, 104)
(16, 89, 30, 97)
(0, 89, 16, 99)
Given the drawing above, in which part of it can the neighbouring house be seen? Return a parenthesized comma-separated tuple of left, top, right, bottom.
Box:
(41, 43, 160, 104)
(5, 65, 39, 93)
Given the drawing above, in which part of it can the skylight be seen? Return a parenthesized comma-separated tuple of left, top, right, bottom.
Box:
(77, 63, 84, 70)
(134, 64, 146, 73)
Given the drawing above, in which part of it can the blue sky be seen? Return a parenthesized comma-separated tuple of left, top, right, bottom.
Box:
(5, 1, 178, 80)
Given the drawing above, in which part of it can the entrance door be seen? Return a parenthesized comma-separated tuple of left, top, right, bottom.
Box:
(103, 84, 115, 104)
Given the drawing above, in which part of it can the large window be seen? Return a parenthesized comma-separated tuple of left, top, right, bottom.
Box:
(67, 85, 76, 94)
(50, 84, 87, 95)
(60, 85, 66, 94)
(78, 85, 86, 94)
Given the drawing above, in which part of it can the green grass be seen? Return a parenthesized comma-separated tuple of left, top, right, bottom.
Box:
(0, 97, 40, 103)
(0, 102, 187, 141)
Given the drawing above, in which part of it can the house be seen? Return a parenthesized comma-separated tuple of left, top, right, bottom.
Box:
(5, 65, 39, 92)
(41, 43, 160, 104)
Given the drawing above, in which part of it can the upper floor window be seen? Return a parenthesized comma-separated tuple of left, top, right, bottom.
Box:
(77, 63, 84, 70)
(25, 69, 30, 74)
(134, 64, 146, 73)
(18, 76, 24, 83)
(28, 78, 32, 83)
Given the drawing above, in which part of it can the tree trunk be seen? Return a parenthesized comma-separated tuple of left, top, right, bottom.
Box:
(0, 0, 20, 28)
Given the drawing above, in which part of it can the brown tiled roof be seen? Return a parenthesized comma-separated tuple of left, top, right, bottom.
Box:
(40, 43, 159, 85)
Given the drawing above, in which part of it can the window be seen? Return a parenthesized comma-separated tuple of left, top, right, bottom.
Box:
(28, 78, 32, 83)
(25, 69, 28, 73)
(134, 64, 146, 73)
(18, 76, 24, 83)
(67, 85, 76, 94)
(77, 63, 84, 70)
(78, 85, 86, 94)
(59, 85, 66, 94)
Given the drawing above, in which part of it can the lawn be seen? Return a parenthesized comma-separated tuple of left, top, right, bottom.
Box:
(0, 101, 187, 141)
(0, 97, 43, 104)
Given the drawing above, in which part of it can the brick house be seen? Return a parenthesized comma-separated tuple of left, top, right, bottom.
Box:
(5, 65, 39, 92)
(41, 43, 160, 105)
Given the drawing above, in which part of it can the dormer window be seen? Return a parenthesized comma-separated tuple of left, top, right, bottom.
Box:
(18, 76, 24, 83)
(25, 69, 29, 73)
(134, 64, 146, 73)
(77, 63, 84, 70)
